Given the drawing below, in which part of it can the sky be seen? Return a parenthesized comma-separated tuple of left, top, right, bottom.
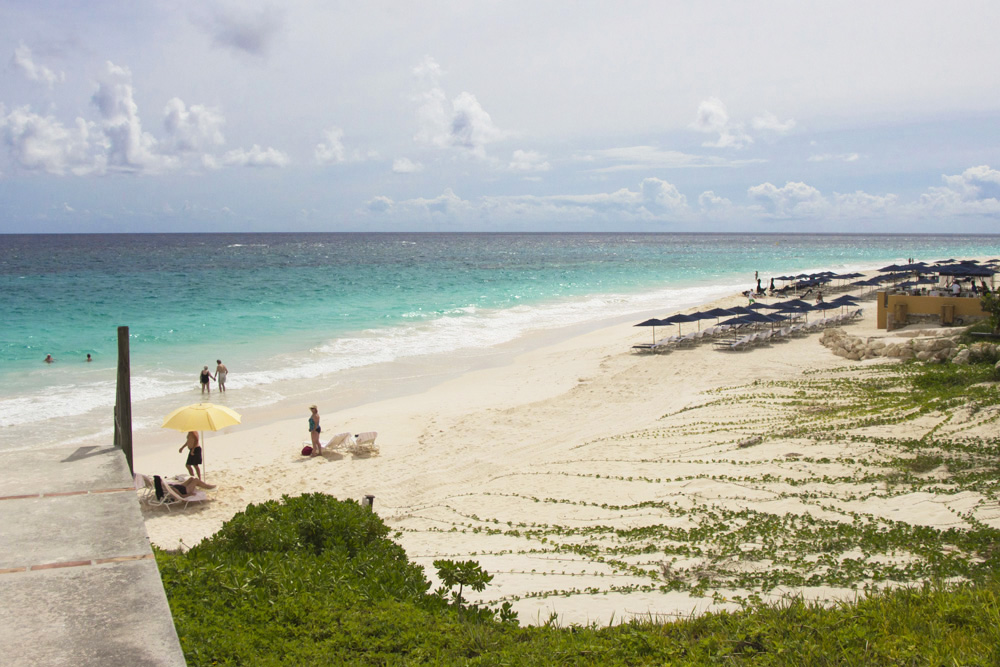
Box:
(1, 0, 999, 233)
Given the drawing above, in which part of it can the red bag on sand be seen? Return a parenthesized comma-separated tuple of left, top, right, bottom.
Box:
(301, 445, 313, 456)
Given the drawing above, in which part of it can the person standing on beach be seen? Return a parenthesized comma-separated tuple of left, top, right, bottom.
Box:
(216, 360, 228, 392)
(308, 405, 322, 456)
(179, 431, 203, 479)
(199, 365, 214, 394)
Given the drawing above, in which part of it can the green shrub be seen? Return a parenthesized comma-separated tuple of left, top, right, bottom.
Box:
(981, 292, 1000, 334)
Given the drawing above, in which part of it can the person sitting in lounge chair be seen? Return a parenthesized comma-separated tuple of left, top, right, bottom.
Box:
(168, 476, 216, 497)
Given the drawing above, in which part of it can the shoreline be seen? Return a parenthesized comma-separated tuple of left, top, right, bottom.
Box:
(134, 258, 967, 624)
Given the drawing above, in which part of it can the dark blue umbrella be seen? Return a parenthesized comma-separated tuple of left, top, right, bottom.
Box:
(660, 312, 700, 335)
(700, 307, 740, 318)
(634, 318, 665, 344)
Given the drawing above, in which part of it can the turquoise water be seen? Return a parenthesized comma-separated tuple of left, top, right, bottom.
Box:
(2, 232, 999, 451)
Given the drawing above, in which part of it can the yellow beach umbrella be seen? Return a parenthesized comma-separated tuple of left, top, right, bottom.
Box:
(162, 402, 241, 480)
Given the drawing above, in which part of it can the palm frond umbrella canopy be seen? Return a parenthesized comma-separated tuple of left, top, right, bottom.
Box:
(162, 402, 242, 480)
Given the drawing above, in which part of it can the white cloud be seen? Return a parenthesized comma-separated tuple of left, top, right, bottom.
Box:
(365, 189, 471, 217)
(0, 105, 97, 175)
(808, 152, 860, 162)
(315, 127, 346, 164)
(918, 165, 1000, 215)
(582, 145, 764, 172)
(413, 56, 508, 158)
(366, 195, 394, 212)
(692, 97, 752, 149)
(314, 127, 377, 164)
(392, 157, 423, 173)
(747, 181, 828, 217)
(91, 61, 172, 172)
(203, 6, 284, 57)
(163, 98, 225, 153)
(640, 177, 687, 212)
(832, 191, 898, 216)
(11, 44, 64, 87)
(698, 190, 733, 210)
(479, 178, 690, 221)
(219, 144, 290, 168)
(412, 188, 470, 215)
(508, 149, 550, 172)
(751, 111, 796, 133)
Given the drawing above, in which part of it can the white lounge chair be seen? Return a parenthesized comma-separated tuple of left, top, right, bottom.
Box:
(324, 432, 355, 451)
(348, 431, 379, 456)
(162, 481, 209, 510)
(134, 473, 157, 505)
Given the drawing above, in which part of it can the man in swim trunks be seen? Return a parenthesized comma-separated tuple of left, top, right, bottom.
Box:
(216, 360, 228, 392)
(200, 365, 214, 394)
(179, 431, 203, 479)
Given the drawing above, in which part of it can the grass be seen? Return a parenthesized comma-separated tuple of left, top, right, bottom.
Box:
(160, 353, 1000, 665)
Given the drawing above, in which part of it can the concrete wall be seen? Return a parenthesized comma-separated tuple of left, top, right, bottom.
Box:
(876, 291, 987, 330)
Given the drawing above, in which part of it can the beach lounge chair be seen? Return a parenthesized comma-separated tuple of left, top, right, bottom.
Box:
(324, 431, 355, 451)
(143, 475, 209, 510)
(134, 473, 157, 505)
(348, 431, 379, 456)
(161, 479, 209, 510)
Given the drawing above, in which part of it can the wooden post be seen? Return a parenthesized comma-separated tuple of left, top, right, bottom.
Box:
(115, 326, 134, 475)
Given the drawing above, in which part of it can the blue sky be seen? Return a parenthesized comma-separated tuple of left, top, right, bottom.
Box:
(1, 0, 999, 233)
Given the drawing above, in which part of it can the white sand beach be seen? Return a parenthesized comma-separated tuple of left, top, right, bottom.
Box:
(136, 274, 1000, 626)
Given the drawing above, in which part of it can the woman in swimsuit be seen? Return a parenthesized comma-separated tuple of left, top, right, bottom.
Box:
(199, 366, 214, 394)
(308, 405, 322, 456)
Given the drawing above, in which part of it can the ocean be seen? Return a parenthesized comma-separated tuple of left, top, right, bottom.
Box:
(2, 232, 999, 453)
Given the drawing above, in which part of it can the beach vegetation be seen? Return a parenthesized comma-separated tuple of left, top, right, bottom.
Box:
(980, 291, 1000, 334)
(159, 357, 1000, 665)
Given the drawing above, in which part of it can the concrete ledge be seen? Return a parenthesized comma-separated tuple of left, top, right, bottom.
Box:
(0, 445, 186, 666)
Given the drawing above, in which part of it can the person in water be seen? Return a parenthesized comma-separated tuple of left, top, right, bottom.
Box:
(44, 354, 55, 363)
(215, 360, 228, 392)
(308, 405, 322, 456)
(199, 366, 214, 394)
(179, 431, 203, 479)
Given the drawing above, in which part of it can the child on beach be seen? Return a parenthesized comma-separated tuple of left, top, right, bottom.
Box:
(179, 431, 203, 479)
